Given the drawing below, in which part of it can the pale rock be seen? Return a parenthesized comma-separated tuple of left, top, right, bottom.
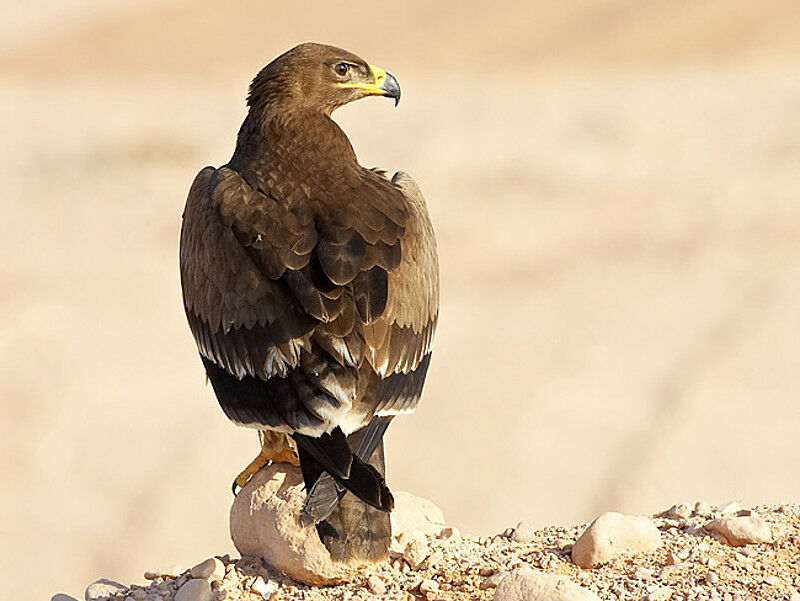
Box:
(174, 579, 213, 601)
(694, 502, 713, 517)
(571, 512, 662, 568)
(190, 558, 224, 581)
(251, 576, 278, 599)
(511, 522, 535, 543)
(716, 501, 742, 516)
(52, 595, 80, 601)
(403, 536, 429, 569)
(704, 516, 772, 546)
(705, 571, 719, 585)
(764, 575, 780, 586)
(646, 588, 673, 601)
(482, 572, 509, 589)
(493, 566, 601, 601)
(230, 463, 353, 585)
(391, 491, 446, 536)
(367, 575, 386, 595)
(420, 579, 439, 596)
(85, 579, 127, 600)
(666, 504, 693, 520)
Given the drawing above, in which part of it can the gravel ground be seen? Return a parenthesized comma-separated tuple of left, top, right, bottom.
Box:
(71, 502, 800, 601)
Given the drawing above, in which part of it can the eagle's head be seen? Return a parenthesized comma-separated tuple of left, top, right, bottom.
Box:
(247, 42, 401, 115)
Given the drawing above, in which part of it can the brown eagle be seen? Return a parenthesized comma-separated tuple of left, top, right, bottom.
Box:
(179, 43, 439, 562)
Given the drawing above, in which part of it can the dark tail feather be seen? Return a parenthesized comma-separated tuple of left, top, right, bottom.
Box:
(318, 438, 392, 562)
(293, 427, 393, 512)
(294, 418, 393, 562)
(303, 417, 392, 524)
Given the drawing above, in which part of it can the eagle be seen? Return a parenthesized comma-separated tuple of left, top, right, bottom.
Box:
(179, 42, 439, 563)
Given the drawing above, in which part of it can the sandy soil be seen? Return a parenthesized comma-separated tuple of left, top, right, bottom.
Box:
(2, 2, 800, 600)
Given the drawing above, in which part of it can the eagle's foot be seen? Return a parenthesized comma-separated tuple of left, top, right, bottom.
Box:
(232, 431, 300, 495)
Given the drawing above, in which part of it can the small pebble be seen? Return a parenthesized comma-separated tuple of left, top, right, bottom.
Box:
(174, 579, 213, 601)
(438, 526, 461, 542)
(85, 579, 127, 600)
(764, 575, 780, 586)
(666, 503, 693, 520)
(251, 576, 278, 599)
(511, 522, 535, 543)
(367, 575, 386, 595)
(695, 502, 713, 517)
(419, 579, 439, 596)
(190, 558, 224, 581)
(705, 571, 719, 585)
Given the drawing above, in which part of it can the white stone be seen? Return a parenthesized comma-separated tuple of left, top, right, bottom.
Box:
(367, 575, 386, 595)
(694, 502, 713, 517)
(85, 579, 127, 600)
(230, 463, 353, 585)
(665, 503, 693, 520)
(391, 491, 446, 536)
(511, 522, 535, 543)
(704, 516, 772, 546)
(493, 566, 601, 601)
(571, 512, 662, 568)
(52, 595, 80, 601)
(190, 558, 224, 581)
(174, 579, 213, 601)
(420, 579, 439, 596)
(251, 576, 278, 599)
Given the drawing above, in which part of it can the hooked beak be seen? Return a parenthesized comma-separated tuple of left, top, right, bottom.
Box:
(337, 64, 402, 106)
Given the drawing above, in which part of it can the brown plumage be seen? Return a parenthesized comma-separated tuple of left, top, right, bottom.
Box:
(179, 42, 439, 562)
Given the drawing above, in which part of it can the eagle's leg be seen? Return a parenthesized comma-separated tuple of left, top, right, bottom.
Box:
(232, 430, 299, 494)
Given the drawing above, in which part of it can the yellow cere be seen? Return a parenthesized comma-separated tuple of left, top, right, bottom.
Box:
(337, 64, 387, 95)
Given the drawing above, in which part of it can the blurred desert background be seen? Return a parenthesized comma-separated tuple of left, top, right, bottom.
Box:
(1, 1, 799, 599)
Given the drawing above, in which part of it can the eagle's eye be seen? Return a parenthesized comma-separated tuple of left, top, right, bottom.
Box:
(334, 62, 350, 77)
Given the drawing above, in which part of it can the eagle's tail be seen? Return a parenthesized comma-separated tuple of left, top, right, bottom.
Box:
(293, 419, 393, 562)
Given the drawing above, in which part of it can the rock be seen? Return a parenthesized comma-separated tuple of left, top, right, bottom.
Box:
(493, 566, 601, 601)
(511, 522, 535, 543)
(665, 503, 693, 520)
(402, 536, 429, 569)
(571, 512, 662, 568)
(367, 575, 386, 595)
(646, 587, 673, 601)
(190, 558, 224, 581)
(705, 516, 772, 546)
(482, 572, 509, 589)
(420, 579, 439, 596)
(144, 566, 183, 580)
(694, 502, 713, 517)
(764, 575, 780, 586)
(85, 579, 127, 600)
(716, 501, 742, 515)
(230, 463, 353, 585)
(705, 571, 719, 585)
(174, 579, 213, 601)
(251, 576, 278, 599)
(391, 491, 446, 536)
(52, 595, 80, 601)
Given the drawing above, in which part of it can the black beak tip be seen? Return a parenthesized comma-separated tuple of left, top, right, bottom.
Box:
(381, 72, 401, 107)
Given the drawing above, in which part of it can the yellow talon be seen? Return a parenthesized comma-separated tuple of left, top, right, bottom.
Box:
(232, 431, 300, 493)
